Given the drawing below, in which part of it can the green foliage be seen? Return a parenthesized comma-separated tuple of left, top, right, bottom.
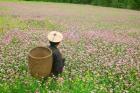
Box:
(0, 2, 140, 92)
(0, 0, 22, 2)
(126, 0, 140, 9)
(0, 16, 64, 32)
(23, 0, 140, 10)
(0, 69, 140, 93)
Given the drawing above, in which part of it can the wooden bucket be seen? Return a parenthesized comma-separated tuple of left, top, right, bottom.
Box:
(28, 47, 52, 79)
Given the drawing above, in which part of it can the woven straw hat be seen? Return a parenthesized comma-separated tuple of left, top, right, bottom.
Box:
(47, 31, 63, 43)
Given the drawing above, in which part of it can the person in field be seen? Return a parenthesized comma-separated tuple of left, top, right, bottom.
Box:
(47, 31, 65, 78)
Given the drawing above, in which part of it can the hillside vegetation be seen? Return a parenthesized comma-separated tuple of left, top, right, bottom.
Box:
(0, 1, 140, 92)
(24, 0, 140, 10)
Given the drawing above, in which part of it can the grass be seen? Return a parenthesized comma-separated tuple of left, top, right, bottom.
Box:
(0, 16, 64, 33)
(0, 6, 11, 11)
(0, 1, 140, 93)
(1, 36, 139, 92)
(0, 68, 139, 93)
(0, 0, 21, 2)
(127, 32, 140, 38)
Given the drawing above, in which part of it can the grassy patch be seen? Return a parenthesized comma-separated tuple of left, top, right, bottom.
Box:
(0, 69, 139, 93)
(0, 16, 64, 32)
(0, 6, 11, 11)
(127, 31, 140, 38)
(0, 1, 140, 92)
(95, 21, 140, 31)
(0, 0, 21, 2)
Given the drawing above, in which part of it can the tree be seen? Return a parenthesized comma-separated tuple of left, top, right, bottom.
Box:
(24, 0, 140, 10)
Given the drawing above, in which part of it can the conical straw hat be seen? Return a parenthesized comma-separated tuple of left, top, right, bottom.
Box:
(47, 31, 63, 42)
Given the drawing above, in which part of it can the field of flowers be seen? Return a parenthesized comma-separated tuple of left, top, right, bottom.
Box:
(0, 1, 140, 93)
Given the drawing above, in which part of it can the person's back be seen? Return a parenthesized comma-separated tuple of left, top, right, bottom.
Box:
(47, 31, 65, 77)
(49, 45, 64, 77)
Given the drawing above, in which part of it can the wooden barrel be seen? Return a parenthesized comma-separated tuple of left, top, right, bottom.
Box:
(28, 47, 52, 79)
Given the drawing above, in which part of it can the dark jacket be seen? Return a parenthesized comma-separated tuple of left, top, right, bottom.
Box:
(49, 45, 65, 77)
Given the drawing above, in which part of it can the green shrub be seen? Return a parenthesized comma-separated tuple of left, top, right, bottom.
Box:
(23, 0, 140, 10)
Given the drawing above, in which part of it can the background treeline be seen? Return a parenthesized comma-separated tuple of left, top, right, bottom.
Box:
(25, 0, 140, 10)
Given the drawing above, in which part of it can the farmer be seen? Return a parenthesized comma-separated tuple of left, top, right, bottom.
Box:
(47, 31, 65, 78)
